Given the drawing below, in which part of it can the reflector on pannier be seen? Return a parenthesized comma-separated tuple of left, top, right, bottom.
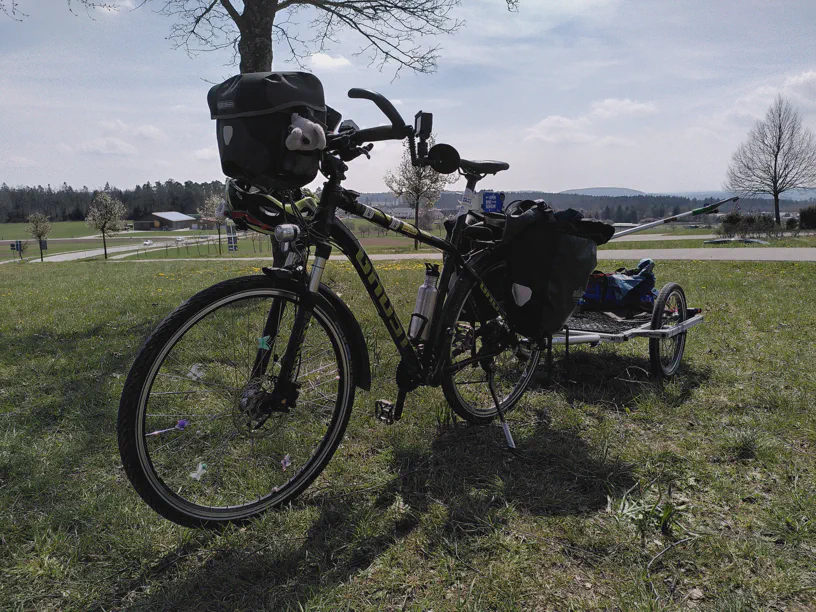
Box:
(207, 72, 327, 190)
(501, 200, 614, 339)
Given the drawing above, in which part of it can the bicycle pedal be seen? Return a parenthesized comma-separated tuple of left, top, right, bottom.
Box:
(374, 399, 395, 425)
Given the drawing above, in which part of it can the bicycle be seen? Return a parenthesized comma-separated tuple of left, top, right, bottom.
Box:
(118, 88, 541, 528)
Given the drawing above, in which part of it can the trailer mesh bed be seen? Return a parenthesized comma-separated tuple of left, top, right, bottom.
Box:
(564, 309, 652, 335)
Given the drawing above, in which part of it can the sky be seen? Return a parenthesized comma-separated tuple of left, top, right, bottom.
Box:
(1, 0, 816, 195)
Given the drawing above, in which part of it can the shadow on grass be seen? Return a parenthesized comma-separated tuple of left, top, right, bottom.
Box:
(532, 345, 712, 412)
(114, 411, 634, 611)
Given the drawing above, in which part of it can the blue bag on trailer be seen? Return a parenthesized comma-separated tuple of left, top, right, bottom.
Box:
(579, 258, 659, 310)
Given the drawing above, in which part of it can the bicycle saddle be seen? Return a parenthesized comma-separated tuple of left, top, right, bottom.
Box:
(459, 159, 509, 175)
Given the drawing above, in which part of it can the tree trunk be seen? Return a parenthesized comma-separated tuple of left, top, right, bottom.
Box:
(39, 243, 43, 262)
(773, 193, 781, 226)
(217, 225, 222, 255)
(102, 231, 108, 260)
(239, 1, 276, 73)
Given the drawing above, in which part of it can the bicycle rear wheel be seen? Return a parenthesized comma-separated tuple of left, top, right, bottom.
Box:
(117, 276, 354, 528)
(440, 259, 541, 424)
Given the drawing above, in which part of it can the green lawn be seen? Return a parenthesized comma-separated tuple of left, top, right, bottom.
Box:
(115, 233, 445, 260)
(1, 259, 815, 610)
(0, 221, 98, 240)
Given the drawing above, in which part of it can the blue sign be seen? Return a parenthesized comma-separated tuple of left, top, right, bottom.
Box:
(40, 240, 47, 250)
(482, 191, 505, 213)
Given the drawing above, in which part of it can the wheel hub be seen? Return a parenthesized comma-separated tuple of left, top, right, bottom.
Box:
(234, 378, 296, 434)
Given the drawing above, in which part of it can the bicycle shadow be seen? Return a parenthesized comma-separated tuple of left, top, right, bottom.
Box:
(108, 345, 714, 611)
(114, 410, 633, 611)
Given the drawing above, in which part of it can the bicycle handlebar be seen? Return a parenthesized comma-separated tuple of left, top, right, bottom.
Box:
(347, 88, 411, 143)
(348, 88, 405, 127)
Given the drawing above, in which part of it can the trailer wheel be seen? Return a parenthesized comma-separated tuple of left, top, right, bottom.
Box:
(649, 283, 687, 377)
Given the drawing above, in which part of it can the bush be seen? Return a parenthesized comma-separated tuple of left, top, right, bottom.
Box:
(717, 211, 742, 237)
(800, 205, 816, 230)
(786, 218, 799, 230)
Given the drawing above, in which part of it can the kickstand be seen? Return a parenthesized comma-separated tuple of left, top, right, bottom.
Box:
(487, 366, 516, 449)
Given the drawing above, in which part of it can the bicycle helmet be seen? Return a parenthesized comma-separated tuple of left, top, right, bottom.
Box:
(223, 179, 318, 235)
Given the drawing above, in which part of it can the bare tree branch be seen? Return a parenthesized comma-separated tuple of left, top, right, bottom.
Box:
(23, 0, 518, 75)
(725, 94, 816, 225)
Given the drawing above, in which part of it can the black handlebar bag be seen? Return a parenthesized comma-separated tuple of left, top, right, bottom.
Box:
(207, 72, 326, 190)
(501, 200, 614, 339)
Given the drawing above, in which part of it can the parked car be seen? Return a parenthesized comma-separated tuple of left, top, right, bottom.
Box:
(143, 240, 154, 246)
(175, 237, 185, 242)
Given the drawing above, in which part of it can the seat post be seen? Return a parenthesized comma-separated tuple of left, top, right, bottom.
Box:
(457, 173, 482, 217)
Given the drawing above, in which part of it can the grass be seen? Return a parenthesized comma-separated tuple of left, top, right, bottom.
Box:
(115, 234, 446, 260)
(0, 221, 97, 240)
(1, 259, 816, 610)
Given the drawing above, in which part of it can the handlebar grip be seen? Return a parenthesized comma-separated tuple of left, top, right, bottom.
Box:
(354, 125, 405, 143)
(348, 88, 406, 128)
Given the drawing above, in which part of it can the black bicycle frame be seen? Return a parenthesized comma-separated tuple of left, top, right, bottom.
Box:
(312, 184, 507, 386)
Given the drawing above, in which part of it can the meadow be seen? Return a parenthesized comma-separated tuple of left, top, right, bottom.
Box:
(0, 258, 815, 610)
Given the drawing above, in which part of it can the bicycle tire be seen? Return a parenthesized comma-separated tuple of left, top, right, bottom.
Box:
(649, 282, 687, 377)
(439, 257, 541, 424)
(118, 275, 355, 528)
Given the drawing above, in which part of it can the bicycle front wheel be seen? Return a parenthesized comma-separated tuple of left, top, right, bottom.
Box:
(118, 276, 355, 528)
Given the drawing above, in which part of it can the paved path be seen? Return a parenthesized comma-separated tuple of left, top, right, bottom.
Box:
(598, 248, 816, 261)
(95, 248, 816, 263)
(33, 243, 161, 262)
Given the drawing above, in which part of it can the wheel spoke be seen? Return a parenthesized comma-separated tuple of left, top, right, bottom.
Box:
(124, 285, 352, 524)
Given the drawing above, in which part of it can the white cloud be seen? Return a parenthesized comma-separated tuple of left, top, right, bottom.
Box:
(310, 53, 352, 70)
(590, 98, 658, 118)
(133, 125, 168, 141)
(526, 100, 650, 145)
(75, 137, 138, 156)
(99, 120, 167, 141)
(4, 156, 37, 169)
(193, 147, 219, 161)
(730, 70, 816, 121)
(526, 115, 593, 144)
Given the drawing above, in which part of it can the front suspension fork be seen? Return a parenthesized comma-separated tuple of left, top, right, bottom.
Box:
(272, 251, 329, 394)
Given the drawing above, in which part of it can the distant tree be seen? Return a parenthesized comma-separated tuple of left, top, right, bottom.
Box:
(16, 240, 30, 260)
(26, 212, 51, 262)
(800, 205, 816, 230)
(86, 192, 126, 260)
(725, 95, 816, 225)
(384, 136, 455, 250)
(198, 195, 225, 255)
(3, 0, 517, 75)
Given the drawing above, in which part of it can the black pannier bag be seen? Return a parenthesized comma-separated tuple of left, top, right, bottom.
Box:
(207, 72, 326, 190)
(500, 200, 614, 339)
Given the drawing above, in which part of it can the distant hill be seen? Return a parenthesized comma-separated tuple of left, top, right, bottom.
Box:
(658, 189, 816, 201)
(560, 187, 646, 197)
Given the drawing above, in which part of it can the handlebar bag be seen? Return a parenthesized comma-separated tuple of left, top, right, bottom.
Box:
(208, 72, 326, 190)
(501, 200, 614, 338)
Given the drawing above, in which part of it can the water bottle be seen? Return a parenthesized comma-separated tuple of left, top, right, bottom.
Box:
(408, 263, 440, 341)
